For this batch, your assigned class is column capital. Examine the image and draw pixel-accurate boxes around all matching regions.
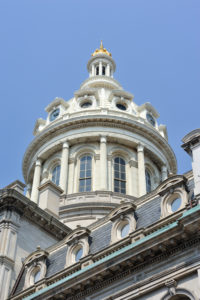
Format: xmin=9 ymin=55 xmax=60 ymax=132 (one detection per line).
xmin=100 ymin=136 xmax=107 ymax=143
xmin=137 ymin=143 xmax=144 ymax=152
xmin=63 ymin=141 xmax=69 ymax=149
xmin=35 ymin=158 xmax=42 ymax=166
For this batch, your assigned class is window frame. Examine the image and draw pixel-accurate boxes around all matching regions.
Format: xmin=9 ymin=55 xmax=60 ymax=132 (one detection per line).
xmin=113 ymin=156 xmax=126 ymax=194
xmin=78 ymin=155 xmax=92 ymax=193
xmin=51 ymin=164 xmax=61 ymax=186
xmin=145 ymin=168 xmax=152 ymax=193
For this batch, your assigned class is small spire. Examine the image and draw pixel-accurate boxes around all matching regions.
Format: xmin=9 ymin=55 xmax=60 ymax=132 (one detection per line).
xmin=100 ymin=40 xmax=103 ymax=50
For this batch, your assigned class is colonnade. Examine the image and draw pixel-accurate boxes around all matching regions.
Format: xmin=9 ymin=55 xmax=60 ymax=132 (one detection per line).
xmin=30 ymin=138 xmax=168 ymax=203
xmin=91 ymin=62 xmax=112 ymax=77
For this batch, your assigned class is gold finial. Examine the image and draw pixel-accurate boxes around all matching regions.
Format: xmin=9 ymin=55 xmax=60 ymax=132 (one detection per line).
xmin=92 ymin=41 xmax=112 ymax=57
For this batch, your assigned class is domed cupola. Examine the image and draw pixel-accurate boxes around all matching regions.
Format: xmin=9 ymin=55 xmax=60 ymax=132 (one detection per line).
xmin=81 ymin=42 xmax=120 ymax=90
xmin=22 ymin=44 xmax=177 ymax=229
xmin=87 ymin=41 xmax=115 ymax=77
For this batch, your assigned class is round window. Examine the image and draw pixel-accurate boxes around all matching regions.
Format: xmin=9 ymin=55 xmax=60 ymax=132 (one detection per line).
xmin=146 ymin=113 xmax=155 ymax=127
xmin=171 ymin=198 xmax=182 ymax=212
xmin=81 ymin=101 xmax=92 ymax=108
xmin=50 ymin=108 xmax=60 ymax=121
xmin=116 ymin=103 xmax=127 ymax=111
xmin=75 ymin=247 xmax=83 ymax=262
xmin=121 ymin=223 xmax=130 ymax=238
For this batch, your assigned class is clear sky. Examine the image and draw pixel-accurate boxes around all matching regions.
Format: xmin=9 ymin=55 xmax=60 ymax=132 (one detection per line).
xmin=0 ymin=0 xmax=199 ymax=188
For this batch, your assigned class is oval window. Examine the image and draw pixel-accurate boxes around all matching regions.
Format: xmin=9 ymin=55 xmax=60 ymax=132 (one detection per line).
xmin=171 ymin=198 xmax=181 ymax=212
xmin=81 ymin=101 xmax=92 ymax=108
xmin=50 ymin=108 xmax=60 ymax=121
xmin=121 ymin=223 xmax=130 ymax=238
xmin=75 ymin=247 xmax=83 ymax=262
xmin=116 ymin=103 xmax=127 ymax=111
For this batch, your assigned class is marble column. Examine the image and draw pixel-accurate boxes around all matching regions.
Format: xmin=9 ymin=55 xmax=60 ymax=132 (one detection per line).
xmin=26 ymin=183 xmax=31 ymax=199
xmin=99 ymin=61 xmax=102 ymax=76
xmin=161 ymin=165 xmax=168 ymax=181
xmin=92 ymin=65 xmax=95 ymax=76
xmin=137 ymin=144 xmax=146 ymax=196
xmin=100 ymin=136 xmax=107 ymax=190
xmin=106 ymin=64 xmax=110 ymax=76
xmin=60 ymin=141 xmax=69 ymax=194
xmin=31 ymin=158 xmax=42 ymax=203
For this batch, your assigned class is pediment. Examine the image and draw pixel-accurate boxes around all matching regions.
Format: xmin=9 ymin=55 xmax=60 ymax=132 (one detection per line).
xmin=157 ymin=175 xmax=187 ymax=196
xmin=65 ymin=227 xmax=91 ymax=245
xmin=109 ymin=202 xmax=136 ymax=221
xmin=24 ymin=248 xmax=49 ymax=266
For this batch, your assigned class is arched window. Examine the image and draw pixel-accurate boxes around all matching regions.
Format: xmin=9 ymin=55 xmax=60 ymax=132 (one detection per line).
xmin=52 ymin=165 xmax=60 ymax=186
xmin=79 ymin=155 xmax=92 ymax=192
xmin=145 ymin=169 xmax=151 ymax=193
xmin=102 ymin=66 xmax=106 ymax=75
xmin=96 ymin=66 xmax=99 ymax=75
xmin=114 ymin=157 xmax=126 ymax=194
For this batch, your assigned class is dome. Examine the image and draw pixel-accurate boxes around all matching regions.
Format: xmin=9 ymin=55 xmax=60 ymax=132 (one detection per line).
xmin=23 ymin=46 xmax=177 ymax=229
xmin=92 ymin=41 xmax=112 ymax=57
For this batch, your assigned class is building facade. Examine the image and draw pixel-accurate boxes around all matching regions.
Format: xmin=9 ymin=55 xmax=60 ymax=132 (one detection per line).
xmin=0 ymin=43 xmax=200 ymax=300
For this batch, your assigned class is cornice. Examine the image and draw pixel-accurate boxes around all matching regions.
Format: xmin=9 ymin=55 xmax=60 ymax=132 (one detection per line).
xmin=80 ymin=76 xmax=122 ymax=90
xmin=0 ymin=188 xmax=71 ymax=239
xmin=22 ymin=115 xmax=177 ymax=182
xmin=10 ymin=205 xmax=200 ymax=300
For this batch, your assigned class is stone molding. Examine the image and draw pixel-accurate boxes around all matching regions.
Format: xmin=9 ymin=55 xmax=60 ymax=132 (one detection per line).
xmin=23 ymin=115 xmax=177 ymax=182
xmin=0 ymin=188 xmax=71 ymax=238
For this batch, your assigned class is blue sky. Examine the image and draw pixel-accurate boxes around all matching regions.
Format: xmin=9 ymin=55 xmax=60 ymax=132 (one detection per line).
xmin=0 ymin=0 xmax=199 ymax=188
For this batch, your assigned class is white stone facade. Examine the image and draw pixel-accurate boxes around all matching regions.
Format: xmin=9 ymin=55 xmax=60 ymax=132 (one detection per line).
xmin=1 ymin=44 xmax=200 ymax=300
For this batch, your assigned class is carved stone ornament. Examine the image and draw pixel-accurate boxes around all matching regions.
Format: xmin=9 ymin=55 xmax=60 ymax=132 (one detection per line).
xmin=165 ymin=279 xmax=177 ymax=296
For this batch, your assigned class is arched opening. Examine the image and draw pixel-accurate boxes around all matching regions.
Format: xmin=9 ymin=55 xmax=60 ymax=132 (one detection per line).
xmin=79 ymin=155 xmax=92 ymax=192
xmin=52 ymin=165 xmax=61 ymax=186
xmin=102 ymin=66 xmax=106 ymax=75
xmin=114 ymin=157 xmax=126 ymax=194
xmin=169 ymin=295 xmax=190 ymax=300
xmin=96 ymin=66 xmax=99 ymax=75
xmin=145 ymin=169 xmax=151 ymax=193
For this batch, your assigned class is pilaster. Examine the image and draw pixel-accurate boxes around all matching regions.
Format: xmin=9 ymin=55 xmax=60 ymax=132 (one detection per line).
xmin=60 ymin=141 xmax=69 ymax=194
xmin=100 ymin=136 xmax=108 ymax=190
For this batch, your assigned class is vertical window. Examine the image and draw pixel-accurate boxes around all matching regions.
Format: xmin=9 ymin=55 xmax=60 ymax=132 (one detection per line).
xmin=79 ymin=156 xmax=92 ymax=192
xmin=114 ymin=157 xmax=126 ymax=194
xmin=52 ymin=165 xmax=60 ymax=186
xmin=145 ymin=169 xmax=151 ymax=193
xmin=102 ymin=66 xmax=106 ymax=75
xmin=96 ymin=66 xmax=99 ymax=75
